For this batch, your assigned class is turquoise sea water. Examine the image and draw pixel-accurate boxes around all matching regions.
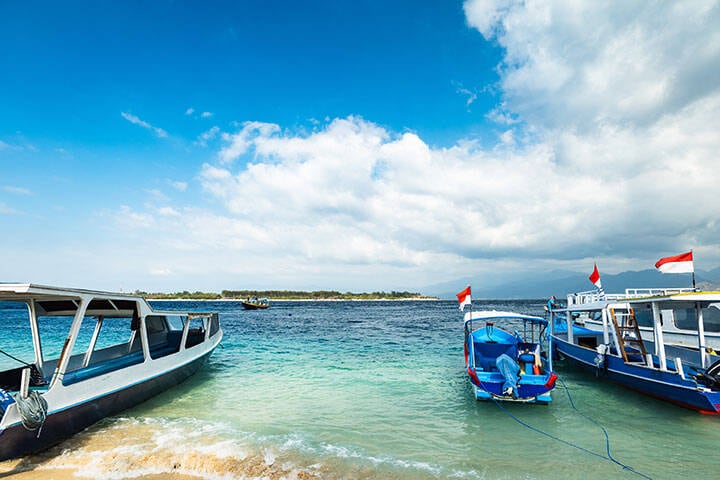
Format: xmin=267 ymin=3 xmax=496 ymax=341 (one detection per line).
xmin=2 ymin=300 xmax=720 ymax=479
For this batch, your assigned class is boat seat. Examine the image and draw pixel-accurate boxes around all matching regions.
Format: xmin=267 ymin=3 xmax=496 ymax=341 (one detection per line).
xmin=62 ymin=350 xmax=145 ymax=385
xmin=61 ymin=338 xmax=187 ymax=386
xmin=518 ymin=352 xmax=535 ymax=375
xmin=474 ymin=342 xmax=517 ymax=371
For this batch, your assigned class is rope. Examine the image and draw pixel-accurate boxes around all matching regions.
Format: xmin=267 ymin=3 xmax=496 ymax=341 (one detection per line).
xmin=475 ymin=376 xmax=653 ymax=479
xmin=0 ymin=348 xmax=32 ymax=367
xmin=558 ymin=377 xmax=652 ymax=479
xmin=14 ymin=390 xmax=48 ymax=434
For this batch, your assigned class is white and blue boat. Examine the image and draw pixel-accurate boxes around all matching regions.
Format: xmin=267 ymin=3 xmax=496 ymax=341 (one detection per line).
xmin=549 ymin=288 xmax=720 ymax=413
xmin=0 ymin=283 xmax=222 ymax=460
xmin=464 ymin=311 xmax=558 ymax=403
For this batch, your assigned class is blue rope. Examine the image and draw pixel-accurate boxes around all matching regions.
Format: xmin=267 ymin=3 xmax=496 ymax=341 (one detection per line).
xmin=476 ymin=377 xmax=653 ymax=479
xmin=558 ymin=377 xmax=652 ymax=479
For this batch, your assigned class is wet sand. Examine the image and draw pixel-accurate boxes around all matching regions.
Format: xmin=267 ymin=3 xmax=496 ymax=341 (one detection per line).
xmin=0 ymin=419 xmax=323 ymax=480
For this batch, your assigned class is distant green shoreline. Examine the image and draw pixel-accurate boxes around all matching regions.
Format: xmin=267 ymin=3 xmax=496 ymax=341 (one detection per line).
xmin=138 ymin=289 xmax=437 ymax=301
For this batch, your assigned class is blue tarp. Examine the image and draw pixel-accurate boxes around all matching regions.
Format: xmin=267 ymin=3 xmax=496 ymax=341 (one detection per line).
xmin=496 ymin=353 xmax=519 ymax=395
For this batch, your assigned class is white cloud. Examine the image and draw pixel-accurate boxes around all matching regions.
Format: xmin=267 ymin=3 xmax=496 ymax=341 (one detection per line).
xmin=454 ymin=83 xmax=478 ymax=111
xmin=218 ymin=121 xmax=281 ymax=164
xmin=2 ymin=185 xmax=31 ymax=195
xmin=89 ymin=3 xmax=720 ymax=290
xmin=464 ymin=0 xmax=720 ymax=132
xmin=146 ymin=189 xmax=168 ymax=202
xmin=196 ymin=126 xmax=220 ymax=147
xmin=158 ymin=207 xmax=181 ymax=217
xmin=168 ymin=180 xmax=188 ymax=192
xmin=185 ymin=108 xmax=195 ymax=115
xmin=149 ymin=267 xmax=173 ymax=276
xmin=0 ymin=140 xmax=23 ymax=151
xmin=121 ymin=112 xmax=168 ymax=138
xmin=201 ymin=111 xmax=213 ymax=118
xmin=0 ymin=202 xmax=20 ymax=215
xmin=117 ymin=205 xmax=156 ymax=229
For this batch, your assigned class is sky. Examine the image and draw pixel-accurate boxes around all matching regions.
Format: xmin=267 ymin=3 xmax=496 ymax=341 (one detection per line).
xmin=1 ymin=0 xmax=720 ymax=293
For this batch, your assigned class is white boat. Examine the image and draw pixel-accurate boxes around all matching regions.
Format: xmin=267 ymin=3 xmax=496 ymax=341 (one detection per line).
xmin=549 ymin=288 xmax=720 ymax=413
xmin=564 ymin=288 xmax=720 ymax=351
xmin=0 ymin=283 xmax=222 ymax=460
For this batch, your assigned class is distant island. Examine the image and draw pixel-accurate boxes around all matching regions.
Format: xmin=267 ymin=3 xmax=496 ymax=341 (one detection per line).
xmin=138 ymin=289 xmax=437 ymax=301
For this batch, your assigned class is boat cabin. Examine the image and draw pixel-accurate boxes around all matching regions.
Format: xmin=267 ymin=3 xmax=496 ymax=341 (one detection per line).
xmin=0 ymin=284 xmax=219 ymax=404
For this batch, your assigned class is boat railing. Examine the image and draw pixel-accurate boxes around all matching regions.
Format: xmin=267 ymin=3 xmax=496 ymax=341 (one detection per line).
xmin=567 ymin=291 xmax=625 ymax=305
xmin=623 ymin=287 xmax=694 ymax=296
xmin=568 ymin=287 xmax=696 ymax=306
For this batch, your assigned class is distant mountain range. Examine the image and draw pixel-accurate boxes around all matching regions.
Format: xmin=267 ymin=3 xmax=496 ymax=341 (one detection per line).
xmin=425 ymin=268 xmax=720 ymax=300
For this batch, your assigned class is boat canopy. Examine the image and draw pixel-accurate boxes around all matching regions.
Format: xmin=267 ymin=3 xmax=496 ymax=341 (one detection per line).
xmin=0 ymin=283 xmax=212 ymax=319
xmin=463 ymin=310 xmax=547 ymax=325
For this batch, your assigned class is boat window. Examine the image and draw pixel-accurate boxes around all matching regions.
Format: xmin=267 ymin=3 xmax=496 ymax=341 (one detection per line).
xmin=0 ymin=301 xmax=34 ymax=371
xmin=166 ymin=315 xmax=185 ymax=331
xmin=185 ymin=316 xmax=206 ymax=349
xmin=93 ymin=317 xmax=136 ymax=351
xmin=37 ymin=314 xmax=79 ymax=366
xmin=66 ymin=315 xmax=108 ymax=372
xmin=703 ymin=305 xmax=720 ymax=333
xmin=673 ymin=308 xmax=697 ymax=330
xmin=634 ymin=310 xmax=654 ymax=328
xmin=146 ymin=315 xmax=183 ymax=359
xmin=57 ymin=311 xmax=146 ymax=386
xmin=673 ymin=307 xmax=720 ymax=332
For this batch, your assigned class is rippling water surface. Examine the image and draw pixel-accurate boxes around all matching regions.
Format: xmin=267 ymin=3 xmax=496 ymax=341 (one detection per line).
xmin=1 ymin=300 xmax=719 ymax=479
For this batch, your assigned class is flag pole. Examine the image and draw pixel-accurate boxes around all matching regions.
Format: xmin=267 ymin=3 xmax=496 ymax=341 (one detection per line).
xmin=692 ymin=249 xmax=697 ymax=290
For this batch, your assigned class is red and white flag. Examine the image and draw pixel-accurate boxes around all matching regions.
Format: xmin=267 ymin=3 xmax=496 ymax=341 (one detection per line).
xmin=655 ymin=251 xmax=694 ymax=274
xmin=456 ymin=286 xmax=472 ymax=311
xmin=589 ymin=263 xmax=602 ymax=289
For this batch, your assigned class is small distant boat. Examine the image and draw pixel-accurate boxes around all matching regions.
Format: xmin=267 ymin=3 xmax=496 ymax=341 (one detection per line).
xmin=549 ymin=287 xmax=720 ymax=413
xmin=0 ymin=283 xmax=222 ymax=460
xmin=241 ymin=297 xmax=269 ymax=310
xmin=464 ymin=310 xmax=558 ymax=403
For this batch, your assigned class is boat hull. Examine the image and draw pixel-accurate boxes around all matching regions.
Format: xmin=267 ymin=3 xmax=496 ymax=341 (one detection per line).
xmin=553 ymin=335 xmax=720 ymax=414
xmin=241 ymin=302 xmax=268 ymax=310
xmin=469 ymin=373 xmax=555 ymax=404
xmin=0 ymin=351 xmax=212 ymax=461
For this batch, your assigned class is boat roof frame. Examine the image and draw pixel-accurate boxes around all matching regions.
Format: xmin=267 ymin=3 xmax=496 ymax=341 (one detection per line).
xmin=463 ymin=310 xmax=547 ymax=326
xmin=0 ymin=283 xmax=214 ymax=318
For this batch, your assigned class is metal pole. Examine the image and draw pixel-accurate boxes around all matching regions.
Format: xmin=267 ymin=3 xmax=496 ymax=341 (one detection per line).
xmin=692 ymin=249 xmax=697 ymax=290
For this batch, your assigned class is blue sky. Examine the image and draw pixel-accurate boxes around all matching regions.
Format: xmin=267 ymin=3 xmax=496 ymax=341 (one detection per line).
xmin=2 ymin=1 xmax=720 ymax=293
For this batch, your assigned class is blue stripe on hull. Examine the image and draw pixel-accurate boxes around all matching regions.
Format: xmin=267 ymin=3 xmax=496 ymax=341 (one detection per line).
xmin=554 ymin=338 xmax=720 ymax=413
xmin=0 ymin=351 xmax=212 ymax=461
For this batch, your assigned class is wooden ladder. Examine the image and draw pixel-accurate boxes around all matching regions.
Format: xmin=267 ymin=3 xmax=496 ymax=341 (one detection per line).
xmin=610 ymin=307 xmax=648 ymax=364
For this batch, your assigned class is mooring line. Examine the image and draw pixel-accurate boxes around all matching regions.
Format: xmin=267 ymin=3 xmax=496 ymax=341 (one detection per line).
xmin=477 ymin=378 xmax=653 ymax=479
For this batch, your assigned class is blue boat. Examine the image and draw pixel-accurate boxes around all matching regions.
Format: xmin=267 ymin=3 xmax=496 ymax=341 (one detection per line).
xmin=549 ymin=288 xmax=720 ymax=414
xmin=464 ymin=311 xmax=558 ymax=403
